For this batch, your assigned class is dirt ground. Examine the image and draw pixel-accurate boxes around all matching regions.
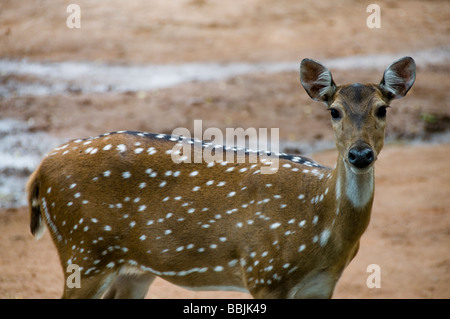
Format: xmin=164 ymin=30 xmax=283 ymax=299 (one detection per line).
xmin=0 ymin=0 xmax=449 ymax=299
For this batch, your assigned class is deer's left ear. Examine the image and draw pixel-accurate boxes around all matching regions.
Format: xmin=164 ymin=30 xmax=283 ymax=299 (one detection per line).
xmin=380 ymin=56 xmax=416 ymax=100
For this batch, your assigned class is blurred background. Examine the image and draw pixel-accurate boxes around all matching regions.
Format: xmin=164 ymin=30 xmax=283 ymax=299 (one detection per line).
xmin=0 ymin=0 xmax=449 ymax=298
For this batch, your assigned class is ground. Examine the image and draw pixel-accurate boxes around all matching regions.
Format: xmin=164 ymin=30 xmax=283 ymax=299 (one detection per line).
xmin=0 ymin=0 xmax=449 ymax=298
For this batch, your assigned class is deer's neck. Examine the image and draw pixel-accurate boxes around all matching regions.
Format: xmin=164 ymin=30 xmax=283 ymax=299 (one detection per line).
xmin=330 ymin=155 xmax=375 ymax=242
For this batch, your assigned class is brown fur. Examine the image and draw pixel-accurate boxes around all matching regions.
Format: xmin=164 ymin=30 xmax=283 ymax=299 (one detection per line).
xmin=27 ymin=57 xmax=415 ymax=298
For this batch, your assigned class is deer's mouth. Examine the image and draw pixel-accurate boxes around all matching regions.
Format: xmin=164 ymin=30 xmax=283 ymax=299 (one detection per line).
xmin=346 ymin=162 xmax=374 ymax=175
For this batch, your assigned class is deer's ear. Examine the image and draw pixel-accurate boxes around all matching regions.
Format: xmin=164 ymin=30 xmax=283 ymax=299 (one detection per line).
xmin=379 ymin=56 xmax=416 ymax=100
xmin=300 ymin=59 xmax=336 ymax=105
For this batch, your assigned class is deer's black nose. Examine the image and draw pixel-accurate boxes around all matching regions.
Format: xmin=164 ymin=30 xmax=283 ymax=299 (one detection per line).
xmin=348 ymin=146 xmax=374 ymax=169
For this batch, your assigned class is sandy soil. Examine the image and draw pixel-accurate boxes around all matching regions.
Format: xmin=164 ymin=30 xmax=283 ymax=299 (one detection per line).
xmin=0 ymin=0 xmax=449 ymax=298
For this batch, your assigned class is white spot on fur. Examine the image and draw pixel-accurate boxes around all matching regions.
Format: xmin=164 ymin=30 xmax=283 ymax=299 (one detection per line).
xmin=122 ymin=171 xmax=131 ymax=179
xmin=270 ymin=222 xmax=281 ymax=229
xmin=117 ymin=144 xmax=127 ymax=153
xmin=320 ymin=229 xmax=331 ymax=247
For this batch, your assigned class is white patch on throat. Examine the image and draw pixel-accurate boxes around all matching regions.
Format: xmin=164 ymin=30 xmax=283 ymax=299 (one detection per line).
xmin=343 ymin=161 xmax=374 ymax=208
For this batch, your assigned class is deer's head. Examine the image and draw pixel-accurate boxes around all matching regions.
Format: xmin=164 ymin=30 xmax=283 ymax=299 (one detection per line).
xmin=300 ymin=57 xmax=416 ymax=173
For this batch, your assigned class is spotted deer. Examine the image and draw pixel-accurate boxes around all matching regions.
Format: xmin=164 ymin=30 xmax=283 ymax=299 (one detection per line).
xmin=27 ymin=57 xmax=415 ymax=298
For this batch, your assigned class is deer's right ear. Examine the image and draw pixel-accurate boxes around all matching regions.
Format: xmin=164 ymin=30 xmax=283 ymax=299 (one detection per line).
xmin=300 ymin=59 xmax=336 ymax=105
xmin=379 ymin=56 xmax=416 ymax=101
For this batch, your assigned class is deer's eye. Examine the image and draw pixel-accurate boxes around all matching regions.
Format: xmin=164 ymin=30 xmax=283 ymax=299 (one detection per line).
xmin=376 ymin=106 xmax=388 ymax=118
xmin=329 ymin=108 xmax=341 ymax=120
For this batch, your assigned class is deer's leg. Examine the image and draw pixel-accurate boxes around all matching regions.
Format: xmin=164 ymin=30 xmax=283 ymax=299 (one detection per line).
xmin=103 ymin=272 xmax=155 ymax=299
xmin=285 ymin=269 xmax=337 ymax=299
xmin=62 ymin=272 xmax=116 ymax=299
xmin=250 ymin=287 xmax=286 ymax=299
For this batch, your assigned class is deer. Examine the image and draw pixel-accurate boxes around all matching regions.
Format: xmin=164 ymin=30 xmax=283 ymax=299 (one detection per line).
xmin=27 ymin=56 xmax=415 ymax=298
